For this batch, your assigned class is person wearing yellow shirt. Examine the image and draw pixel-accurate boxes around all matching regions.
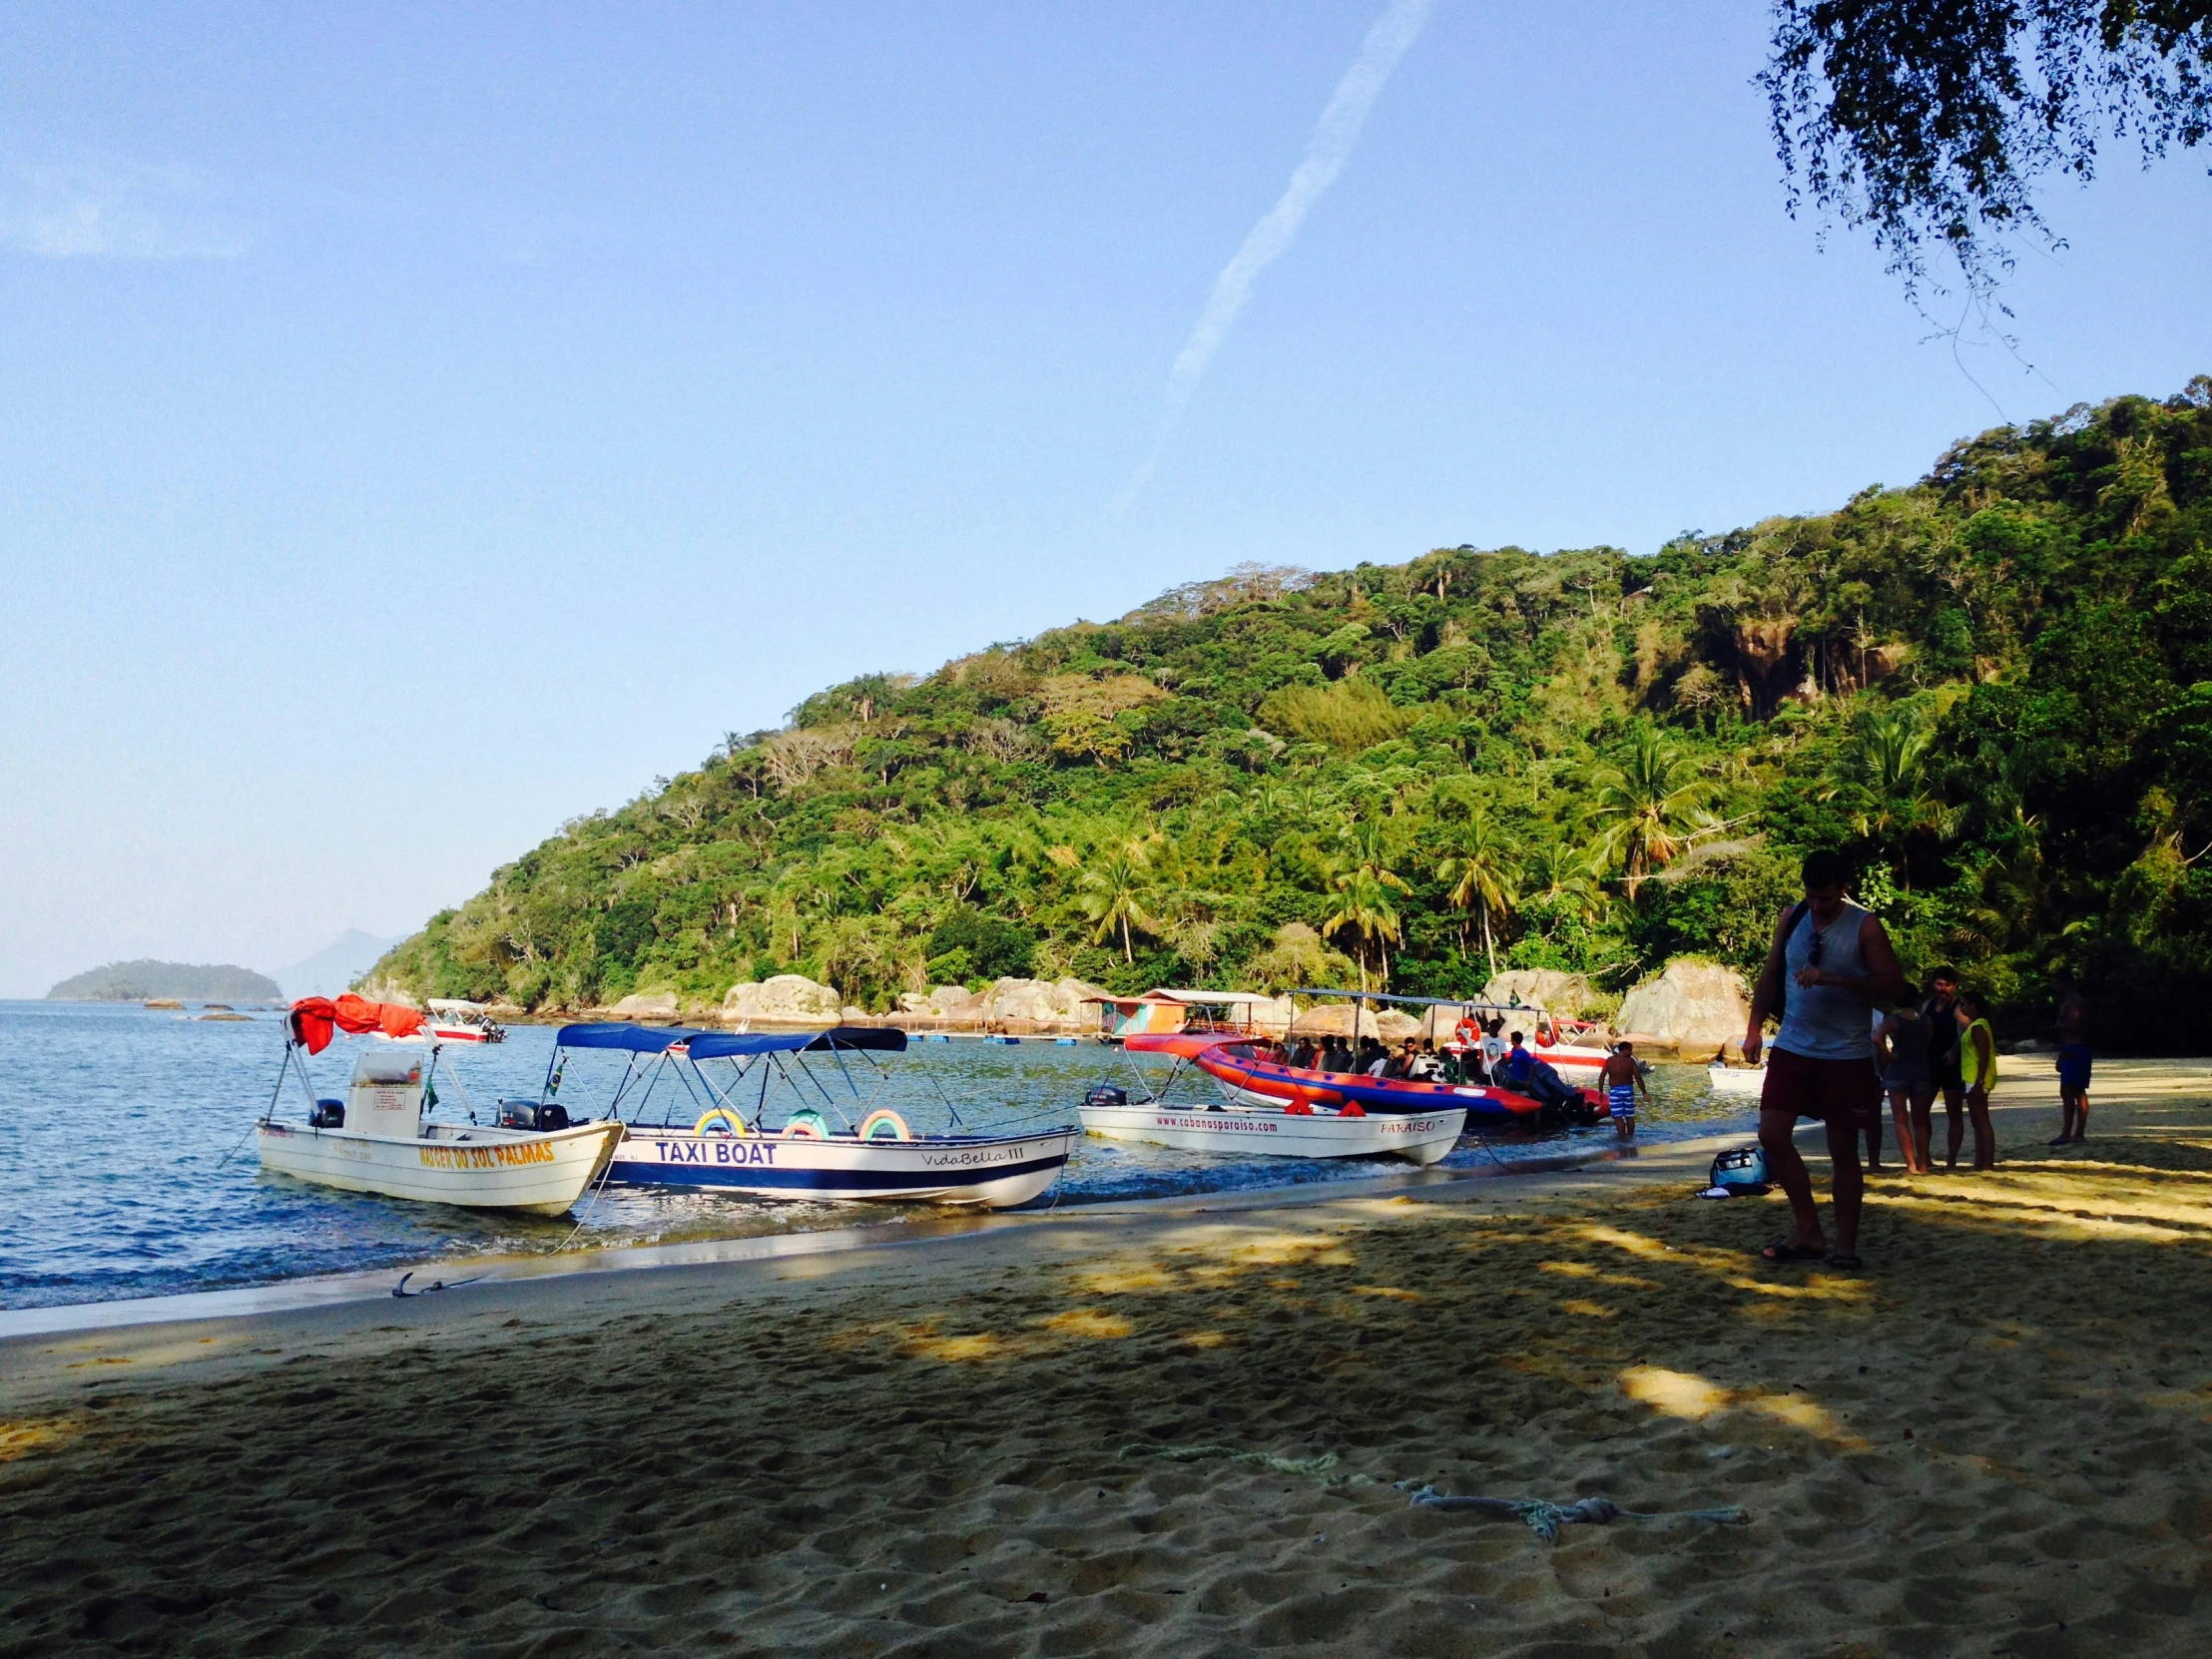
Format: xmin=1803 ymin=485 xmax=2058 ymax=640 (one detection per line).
xmin=1953 ymin=990 xmax=1997 ymax=1171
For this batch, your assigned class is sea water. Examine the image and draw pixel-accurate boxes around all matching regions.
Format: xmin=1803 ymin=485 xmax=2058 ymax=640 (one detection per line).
xmin=0 ymin=1000 xmax=1756 ymax=1310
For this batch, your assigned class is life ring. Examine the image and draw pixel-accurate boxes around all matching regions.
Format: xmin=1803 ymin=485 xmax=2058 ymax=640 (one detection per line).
xmin=783 ymin=1108 xmax=830 ymax=1141
xmin=1453 ymin=1018 xmax=1482 ymax=1047
xmin=1534 ymin=1021 xmax=1557 ymax=1048
xmin=693 ymin=1107 xmax=749 ymax=1137
xmin=856 ymin=1108 xmax=911 ymax=1142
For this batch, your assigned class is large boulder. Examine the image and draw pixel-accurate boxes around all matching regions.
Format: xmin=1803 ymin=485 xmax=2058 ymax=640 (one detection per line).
xmin=972 ymin=976 xmax=1113 ymax=1031
xmin=1481 ymin=968 xmax=1599 ymax=1017
xmin=1290 ymin=1002 xmax=1421 ymax=1042
xmin=1614 ymin=959 xmax=1750 ymax=1056
xmin=1249 ymin=994 xmax=1297 ymax=1038
xmin=722 ymin=974 xmax=842 ymax=1027
xmin=607 ymin=990 xmax=681 ymax=1022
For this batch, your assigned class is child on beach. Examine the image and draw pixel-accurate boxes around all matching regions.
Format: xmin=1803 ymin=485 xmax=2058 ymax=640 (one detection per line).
xmin=2053 ymin=970 xmax=2092 ymax=1146
xmin=1955 ymin=991 xmax=1998 ymax=1170
xmin=1598 ymin=1042 xmax=1649 ymax=1138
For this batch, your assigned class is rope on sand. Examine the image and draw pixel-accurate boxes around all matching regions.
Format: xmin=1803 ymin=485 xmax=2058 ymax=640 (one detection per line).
xmin=1120 ymin=1443 xmax=1341 ymax=1478
xmin=1117 ymin=1447 xmax=1749 ymax=1542
xmin=1404 ymin=1486 xmax=1750 ymax=1543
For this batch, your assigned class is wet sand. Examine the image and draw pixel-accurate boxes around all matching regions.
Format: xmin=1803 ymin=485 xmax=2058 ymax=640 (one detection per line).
xmin=5 ymin=1059 xmax=2212 ymax=1656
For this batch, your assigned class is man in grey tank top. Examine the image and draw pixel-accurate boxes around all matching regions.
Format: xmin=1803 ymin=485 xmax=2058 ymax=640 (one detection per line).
xmin=1744 ymin=849 xmax=1909 ymax=1269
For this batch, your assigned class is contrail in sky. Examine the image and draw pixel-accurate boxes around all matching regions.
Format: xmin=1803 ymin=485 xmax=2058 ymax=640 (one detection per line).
xmin=1118 ymin=0 xmax=1434 ymax=510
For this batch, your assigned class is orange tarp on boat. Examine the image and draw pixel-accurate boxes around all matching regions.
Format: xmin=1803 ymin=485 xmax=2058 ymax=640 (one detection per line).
xmin=288 ymin=994 xmax=426 ymax=1055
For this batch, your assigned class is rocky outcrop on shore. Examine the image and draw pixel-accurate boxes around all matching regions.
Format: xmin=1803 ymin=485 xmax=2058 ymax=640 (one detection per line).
xmin=607 ymin=991 xmax=682 ymax=1022
xmin=1480 ymin=968 xmax=1600 ymax=1017
xmin=1614 ymin=958 xmax=1751 ymax=1056
xmin=722 ymin=975 xmax=844 ymax=1026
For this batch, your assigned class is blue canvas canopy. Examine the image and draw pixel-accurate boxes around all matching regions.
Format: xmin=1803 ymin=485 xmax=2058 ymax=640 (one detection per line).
xmin=689 ymin=1025 xmax=907 ymax=1060
xmin=554 ymin=1023 xmax=718 ymax=1053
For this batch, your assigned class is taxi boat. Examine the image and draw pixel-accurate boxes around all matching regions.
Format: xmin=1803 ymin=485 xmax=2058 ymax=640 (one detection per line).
xmin=542 ymin=1023 xmax=1079 ymax=1209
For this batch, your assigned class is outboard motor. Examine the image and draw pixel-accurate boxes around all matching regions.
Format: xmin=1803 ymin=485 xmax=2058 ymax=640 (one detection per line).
xmin=1084 ymin=1084 xmax=1128 ymax=1109
xmin=496 ymin=1099 xmax=573 ymax=1132
xmin=309 ymin=1098 xmax=345 ymax=1128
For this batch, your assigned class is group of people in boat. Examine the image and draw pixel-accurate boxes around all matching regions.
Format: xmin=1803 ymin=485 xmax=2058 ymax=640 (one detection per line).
xmin=1273 ymin=1025 xmax=1538 ymax=1089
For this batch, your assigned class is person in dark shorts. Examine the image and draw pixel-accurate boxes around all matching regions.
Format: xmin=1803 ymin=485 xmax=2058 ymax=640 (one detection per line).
xmin=1876 ymin=991 xmax=1936 ymax=1174
xmin=1922 ymin=967 xmax=1970 ymax=1168
xmin=2053 ymin=970 xmax=2092 ymax=1145
xmin=1744 ymin=849 xmax=1909 ymax=1269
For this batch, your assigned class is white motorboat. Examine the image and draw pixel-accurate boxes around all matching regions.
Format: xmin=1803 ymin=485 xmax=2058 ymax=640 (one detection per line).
xmin=257 ymin=995 xmax=622 ymax=1215
xmin=425 ymin=997 xmax=506 ymax=1043
xmin=549 ymin=1022 xmax=1080 ymax=1209
xmin=1078 ymin=1090 xmax=1465 ymax=1165
xmin=1706 ymin=1062 xmax=1769 ymax=1097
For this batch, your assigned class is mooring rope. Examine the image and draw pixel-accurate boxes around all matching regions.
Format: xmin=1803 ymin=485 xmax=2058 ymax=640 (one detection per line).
xmin=1117 ymin=1445 xmax=1748 ymax=1542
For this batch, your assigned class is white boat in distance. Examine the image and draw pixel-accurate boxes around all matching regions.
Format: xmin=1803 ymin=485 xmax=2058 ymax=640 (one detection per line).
xmin=1706 ymin=1062 xmax=1770 ymax=1097
xmin=425 ymin=997 xmax=507 ymax=1043
xmin=257 ymin=995 xmax=622 ymax=1216
xmin=549 ymin=1022 xmax=1080 ymax=1209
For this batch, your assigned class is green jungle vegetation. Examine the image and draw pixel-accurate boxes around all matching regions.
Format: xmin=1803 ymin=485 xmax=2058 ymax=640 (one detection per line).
xmin=48 ymin=961 xmax=282 ymax=1003
xmin=371 ymin=384 xmax=2212 ymax=1049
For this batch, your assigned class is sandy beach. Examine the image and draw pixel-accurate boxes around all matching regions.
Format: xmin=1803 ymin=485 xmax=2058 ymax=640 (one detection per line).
xmin=7 ymin=1058 xmax=2212 ymax=1656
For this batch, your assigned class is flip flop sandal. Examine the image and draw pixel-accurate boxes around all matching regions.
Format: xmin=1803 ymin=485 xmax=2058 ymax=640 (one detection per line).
xmin=1759 ymin=1240 xmax=1827 ymax=1264
xmin=1826 ymin=1253 xmax=1865 ymax=1270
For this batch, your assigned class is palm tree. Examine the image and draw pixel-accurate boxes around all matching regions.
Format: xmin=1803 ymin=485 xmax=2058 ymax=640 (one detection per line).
xmin=1079 ymin=839 xmax=1156 ymax=963
xmin=1323 ymin=822 xmax=1410 ymax=989
xmin=1523 ymin=833 xmax=1611 ymax=927
xmin=1435 ymin=807 xmax=1520 ymax=981
xmin=1588 ymin=724 xmax=1710 ymax=898
xmin=1845 ymin=711 xmax=1946 ymax=888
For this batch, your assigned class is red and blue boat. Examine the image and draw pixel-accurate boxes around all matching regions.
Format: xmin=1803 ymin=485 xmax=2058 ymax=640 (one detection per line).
xmin=1121 ymin=1030 xmax=1600 ymax=1132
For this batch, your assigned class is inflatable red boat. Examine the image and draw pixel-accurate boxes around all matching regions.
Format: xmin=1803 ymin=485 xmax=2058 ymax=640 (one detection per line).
xmin=1124 ymin=1032 xmax=1607 ymax=1132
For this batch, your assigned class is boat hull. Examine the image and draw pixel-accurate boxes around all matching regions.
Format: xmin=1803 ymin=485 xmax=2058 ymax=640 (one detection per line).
xmin=257 ymin=1119 xmax=624 ymax=1215
xmin=1079 ymin=1100 xmax=1465 ymax=1164
xmin=1706 ymin=1064 xmax=1769 ymax=1096
xmin=1124 ymin=1032 xmax=1595 ymax=1130
xmin=609 ymin=1126 xmax=1079 ymax=1208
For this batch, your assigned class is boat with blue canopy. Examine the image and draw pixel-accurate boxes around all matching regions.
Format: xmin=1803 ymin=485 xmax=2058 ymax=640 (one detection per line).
xmin=532 ymin=1022 xmax=1079 ymax=1208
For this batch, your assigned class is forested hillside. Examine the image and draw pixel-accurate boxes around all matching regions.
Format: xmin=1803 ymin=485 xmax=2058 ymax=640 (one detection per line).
xmin=372 ymin=384 xmax=2212 ymax=1047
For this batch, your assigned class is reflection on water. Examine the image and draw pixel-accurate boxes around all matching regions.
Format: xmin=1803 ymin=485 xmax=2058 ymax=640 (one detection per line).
xmin=0 ymin=1002 xmax=1756 ymax=1309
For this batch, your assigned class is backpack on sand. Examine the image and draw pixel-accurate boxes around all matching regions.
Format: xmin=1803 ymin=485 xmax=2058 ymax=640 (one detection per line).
xmin=1709 ymin=1146 xmax=1770 ymax=1196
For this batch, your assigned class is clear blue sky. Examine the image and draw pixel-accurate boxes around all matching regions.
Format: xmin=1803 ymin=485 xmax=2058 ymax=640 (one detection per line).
xmin=1 ymin=1 xmax=2205 ymax=995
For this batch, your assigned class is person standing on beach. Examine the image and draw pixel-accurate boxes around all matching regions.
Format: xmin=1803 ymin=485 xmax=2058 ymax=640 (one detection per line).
xmin=1876 ymin=993 xmax=1936 ymax=1174
xmin=1745 ymin=849 xmax=1909 ymax=1269
xmin=1598 ymin=1042 xmax=1649 ymax=1139
xmin=2053 ymin=970 xmax=2092 ymax=1146
xmin=1956 ymin=991 xmax=1998 ymax=1169
xmin=1921 ymin=968 xmax=1970 ymax=1167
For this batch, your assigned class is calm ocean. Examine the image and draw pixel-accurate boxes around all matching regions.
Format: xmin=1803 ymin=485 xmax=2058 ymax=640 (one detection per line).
xmin=0 ymin=999 xmax=1752 ymax=1310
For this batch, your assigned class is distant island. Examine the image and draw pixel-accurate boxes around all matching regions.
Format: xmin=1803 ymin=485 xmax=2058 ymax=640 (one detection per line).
xmin=48 ymin=960 xmax=283 ymax=1003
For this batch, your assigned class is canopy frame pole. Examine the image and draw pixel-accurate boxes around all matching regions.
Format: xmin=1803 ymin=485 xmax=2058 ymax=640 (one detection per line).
xmin=292 ymin=1041 xmax=323 ymax=1121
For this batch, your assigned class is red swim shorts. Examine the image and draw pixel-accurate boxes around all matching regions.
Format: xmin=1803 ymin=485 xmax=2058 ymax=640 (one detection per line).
xmin=1762 ymin=1046 xmax=1882 ymax=1128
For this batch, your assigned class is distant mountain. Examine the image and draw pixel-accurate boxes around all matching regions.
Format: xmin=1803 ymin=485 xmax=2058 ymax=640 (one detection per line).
xmin=48 ymin=960 xmax=282 ymax=1003
xmin=273 ymin=929 xmax=401 ymax=1000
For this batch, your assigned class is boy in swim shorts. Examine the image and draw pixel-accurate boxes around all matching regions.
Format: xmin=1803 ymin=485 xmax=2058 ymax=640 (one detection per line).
xmin=1599 ymin=1042 xmax=1650 ymax=1139
xmin=2053 ymin=970 xmax=2092 ymax=1145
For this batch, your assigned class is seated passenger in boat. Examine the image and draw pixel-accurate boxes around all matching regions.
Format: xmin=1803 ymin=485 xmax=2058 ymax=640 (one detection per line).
xmin=1497 ymin=1032 xmax=1536 ymax=1089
